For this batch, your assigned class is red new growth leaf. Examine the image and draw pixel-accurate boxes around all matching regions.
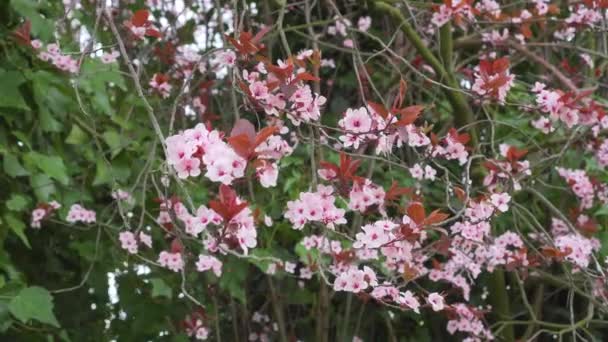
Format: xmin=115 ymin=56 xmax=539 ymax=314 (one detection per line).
xmin=266 ymin=61 xmax=294 ymax=83
xmin=254 ymin=126 xmax=279 ymax=147
xmin=132 ymin=9 xmax=150 ymax=27
xmin=154 ymin=42 xmax=176 ymax=64
xmin=230 ymin=118 xmax=256 ymax=142
xmin=425 ymin=209 xmax=449 ymax=225
xmin=209 ymin=185 xmax=248 ymax=222
xmin=392 ymin=79 xmax=408 ymax=110
xmin=127 ymin=9 xmax=162 ymax=39
xmin=367 ymin=101 xmax=389 ymax=119
xmin=385 ymin=181 xmax=413 ymax=202
xmin=395 ymin=105 xmax=425 ymax=126
xmin=226 ymin=28 xmax=268 ymax=56
xmin=12 ymin=21 xmax=31 ymax=46
xmin=407 ymin=202 xmax=448 ymax=226
xmin=541 ymin=246 xmax=571 ymax=261
xmin=506 ymin=146 xmax=528 ymax=162
xmin=290 ymin=72 xmax=320 ymax=84
xmin=477 ymin=57 xmax=512 ymax=99
xmin=228 ymin=119 xmax=278 ymax=159
xmin=170 ymin=238 xmax=183 ymax=254
xmin=407 ymin=202 xmax=426 ymax=225
xmin=448 ymin=128 xmax=470 ymax=145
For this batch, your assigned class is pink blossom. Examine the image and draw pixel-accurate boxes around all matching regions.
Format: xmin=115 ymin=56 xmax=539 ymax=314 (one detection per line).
xmin=119 ymin=231 xmax=138 ymax=254
xmin=357 ymin=16 xmax=372 ymax=32
xmin=490 ymin=192 xmax=511 ymax=213
xmin=66 ymin=204 xmax=96 ymax=224
xmin=196 ymin=255 xmax=223 ymax=276
xmin=139 ymin=232 xmax=152 ymax=248
xmin=256 ymin=162 xmax=278 ymax=188
xmin=158 ymin=251 xmax=184 ymax=272
xmin=427 ymin=292 xmax=445 ymax=311
xmin=100 ymin=50 xmax=120 ymax=64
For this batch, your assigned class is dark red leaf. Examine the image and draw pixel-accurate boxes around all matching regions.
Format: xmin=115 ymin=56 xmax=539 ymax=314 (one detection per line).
xmin=132 ymin=9 xmax=150 ymax=27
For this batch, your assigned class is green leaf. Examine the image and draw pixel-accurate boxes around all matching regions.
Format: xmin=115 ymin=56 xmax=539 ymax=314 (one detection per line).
xmin=3 ymin=154 xmax=29 ymax=178
xmin=102 ymin=130 xmax=123 ymax=158
xmin=2 ymin=214 xmax=30 ymax=249
xmin=0 ymin=70 xmax=29 ymax=111
xmin=149 ymin=278 xmax=172 ymax=299
xmin=30 ymin=174 xmax=56 ymax=201
xmin=6 ymin=195 xmax=29 ymax=212
xmin=219 ymin=257 xmax=248 ymax=304
xmin=25 ymin=153 xmax=69 ymax=186
xmin=40 ymin=107 xmax=62 ymax=132
xmin=65 ymin=125 xmax=89 ymax=145
xmin=594 ymin=206 xmax=608 ymax=217
xmin=10 ymin=0 xmax=55 ymax=42
xmin=9 ymin=286 xmax=59 ymax=327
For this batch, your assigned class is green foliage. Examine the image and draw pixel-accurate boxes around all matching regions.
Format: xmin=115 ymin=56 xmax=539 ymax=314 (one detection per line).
xmin=8 ymin=286 xmax=60 ymax=327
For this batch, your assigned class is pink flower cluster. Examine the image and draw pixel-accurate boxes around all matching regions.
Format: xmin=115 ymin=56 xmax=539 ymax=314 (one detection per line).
xmin=333 ymin=266 xmax=377 ymax=293
xmin=596 ymin=139 xmax=608 ymax=168
xmin=409 ymin=163 xmax=437 ymax=181
xmin=431 ymin=1 xmax=475 ymax=28
xmin=165 ymin=123 xmax=246 ymax=184
xmin=348 ymin=179 xmax=385 ymax=213
xmin=66 ymin=204 xmax=96 ymax=224
xmin=172 ymin=199 xmax=257 ymax=254
xmin=32 ymin=41 xmax=79 ymax=73
xmin=557 ymin=167 xmax=595 ymax=209
xmin=472 ymin=61 xmax=514 ymax=103
xmin=158 ymin=251 xmax=184 ymax=272
xmin=483 ymin=144 xmax=531 ymax=191
xmin=119 ymin=231 xmax=152 ymax=254
xmin=446 ymin=304 xmax=494 ymax=340
xmin=30 ymin=201 xmax=61 ymax=228
xmin=195 ymin=255 xmax=222 ymax=276
xmin=555 ymin=233 xmax=599 ymax=269
xmin=149 ymin=73 xmax=172 ymax=98
xmin=242 ymin=60 xmax=327 ymax=126
xmin=173 ymin=202 xmax=222 ymax=237
xmin=430 ymin=131 xmax=469 ymax=165
xmin=284 ymin=185 xmax=346 ymax=230
xmin=326 ymin=16 xmax=372 ymax=48
xmin=353 ymin=220 xmax=396 ymax=249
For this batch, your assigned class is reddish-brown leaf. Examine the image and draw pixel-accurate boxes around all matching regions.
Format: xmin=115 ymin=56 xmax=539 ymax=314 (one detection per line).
xmin=254 ymin=126 xmax=279 ymax=147
xmin=367 ymin=101 xmax=389 ymax=119
xmin=12 ymin=20 xmax=31 ymax=46
xmin=395 ymin=105 xmax=424 ymax=126
xmin=227 ymin=134 xmax=253 ymax=159
xmin=392 ymin=79 xmax=408 ymax=109
xmin=132 ymin=9 xmax=150 ymax=27
xmin=506 ymin=146 xmax=528 ymax=161
xmin=385 ymin=181 xmax=412 ymax=202
xmin=407 ymin=202 xmax=426 ymax=225
xmin=145 ymin=28 xmax=162 ymax=39
xmin=402 ymin=262 xmax=418 ymax=281
xmin=424 ymin=209 xmax=449 ymax=225
xmin=231 ymin=119 xmax=256 ymax=142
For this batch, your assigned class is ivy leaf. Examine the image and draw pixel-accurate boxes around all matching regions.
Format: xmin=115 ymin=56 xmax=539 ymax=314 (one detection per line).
xmin=26 ymin=153 xmax=70 ymax=186
xmin=66 ymin=125 xmax=89 ymax=145
xmin=149 ymin=278 xmax=172 ymax=299
xmin=0 ymin=70 xmax=29 ymax=111
xmin=3 ymin=154 xmax=29 ymax=178
xmin=2 ymin=214 xmax=30 ymax=249
xmin=9 ymin=286 xmax=59 ymax=327
xmin=594 ymin=206 xmax=608 ymax=217
xmin=102 ymin=130 xmax=123 ymax=158
xmin=30 ymin=174 xmax=56 ymax=201
xmin=6 ymin=194 xmax=29 ymax=212
xmin=219 ymin=257 xmax=248 ymax=304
